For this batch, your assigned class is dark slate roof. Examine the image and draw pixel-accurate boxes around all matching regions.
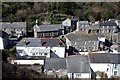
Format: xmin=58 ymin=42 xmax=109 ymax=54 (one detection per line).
xmin=16 ymin=38 xmax=42 ymax=47
xmin=99 ymin=21 xmax=117 ymax=26
xmin=0 ymin=30 xmax=8 ymax=38
xmin=10 ymin=22 xmax=26 ymax=28
xmin=34 ymin=24 xmax=64 ymax=32
xmin=16 ymin=38 xmax=65 ymax=47
xmin=44 ymin=58 xmax=67 ymax=70
xmin=67 ymin=55 xmax=91 ymax=73
xmin=89 ymin=53 xmax=111 ymax=63
xmin=41 ymin=38 xmax=65 ymax=47
xmin=66 ymin=32 xmax=98 ymax=41
xmin=110 ymin=54 xmax=120 ymax=64
xmin=0 ymin=22 xmax=26 ymax=29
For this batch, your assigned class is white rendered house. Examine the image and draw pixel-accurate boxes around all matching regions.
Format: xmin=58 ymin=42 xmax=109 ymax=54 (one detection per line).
xmin=16 ymin=38 xmax=65 ymax=58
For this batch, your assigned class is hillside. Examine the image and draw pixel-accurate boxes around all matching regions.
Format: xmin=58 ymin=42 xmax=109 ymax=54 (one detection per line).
xmin=2 ymin=2 xmax=120 ymax=30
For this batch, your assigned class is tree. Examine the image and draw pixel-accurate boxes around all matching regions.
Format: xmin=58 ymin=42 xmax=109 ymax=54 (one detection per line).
xmin=101 ymin=10 xmax=115 ymax=20
xmin=96 ymin=71 xmax=108 ymax=78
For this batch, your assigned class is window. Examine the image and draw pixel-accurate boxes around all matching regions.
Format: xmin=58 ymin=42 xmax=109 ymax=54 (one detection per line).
xmin=114 ymin=71 xmax=118 ymax=76
xmin=109 ymin=29 xmax=111 ymax=33
xmin=107 ymin=68 xmax=109 ymax=71
xmin=44 ymin=53 xmax=47 ymax=55
xmin=80 ymin=28 xmax=82 ymax=31
xmin=114 ymin=64 xmax=118 ymax=69
xmin=54 ymin=50 xmax=56 ymax=52
xmin=36 ymin=53 xmax=38 ymax=55
xmin=76 ymin=73 xmax=81 ymax=76
xmin=33 ymin=53 xmax=35 ymax=55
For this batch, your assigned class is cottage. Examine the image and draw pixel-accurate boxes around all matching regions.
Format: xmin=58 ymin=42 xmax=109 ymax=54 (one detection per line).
xmin=16 ymin=38 xmax=65 ymax=58
xmin=89 ymin=53 xmax=120 ymax=78
xmin=44 ymin=58 xmax=67 ymax=78
xmin=76 ymin=20 xmax=119 ymax=44
xmin=0 ymin=31 xmax=9 ymax=49
xmin=33 ymin=24 xmax=64 ymax=38
xmin=62 ymin=18 xmax=78 ymax=33
xmin=89 ymin=53 xmax=111 ymax=78
xmin=67 ymin=55 xmax=91 ymax=79
xmin=65 ymin=32 xmax=99 ymax=55
xmin=110 ymin=54 xmax=120 ymax=77
xmin=0 ymin=22 xmax=26 ymax=38
xmin=76 ymin=21 xmax=89 ymax=32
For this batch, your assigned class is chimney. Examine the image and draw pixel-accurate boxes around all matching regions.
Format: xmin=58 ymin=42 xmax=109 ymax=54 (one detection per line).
xmin=33 ymin=26 xmax=37 ymax=38
xmin=35 ymin=19 xmax=38 ymax=26
xmin=23 ymin=40 xmax=26 ymax=46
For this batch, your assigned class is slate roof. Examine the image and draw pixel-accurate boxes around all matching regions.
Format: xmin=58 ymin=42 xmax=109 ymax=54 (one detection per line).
xmin=0 ymin=22 xmax=26 ymax=29
xmin=0 ymin=30 xmax=8 ymax=38
xmin=16 ymin=38 xmax=65 ymax=47
xmin=44 ymin=58 xmax=67 ymax=70
xmin=99 ymin=21 xmax=117 ymax=26
xmin=79 ymin=21 xmax=89 ymax=25
xmin=34 ymin=24 xmax=64 ymax=32
xmin=66 ymin=32 xmax=98 ymax=41
xmin=110 ymin=54 xmax=120 ymax=64
xmin=0 ymin=22 xmax=10 ymax=30
xmin=41 ymin=38 xmax=65 ymax=47
xmin=89 ymin=53 xmax=111 ymax=63
xmin=16 ymin=38 xmax=42 ymax=47
xmin=89 ymin=53 xmax=120 ymax=64
xmin=67 ymin=55 xmax=91 ymax=73
xmin=10 ymin=22 xmax=26 ymax=28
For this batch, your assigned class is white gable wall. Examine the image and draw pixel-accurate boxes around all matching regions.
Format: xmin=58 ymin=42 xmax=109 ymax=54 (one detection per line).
xmin=51 ymin=47 xmax=65 ymax=58
xmin=90 ymin=63 xmax=112 ymax=78
xmin=62 ymin=18 xmax=71 ymax=26
xmin=16 ymin=46 xmax=65 ymax=58
xmin=0 ymin=37 xmax=4 ymax=49
xmin=16 ymin=46 xmax=50 ymax=57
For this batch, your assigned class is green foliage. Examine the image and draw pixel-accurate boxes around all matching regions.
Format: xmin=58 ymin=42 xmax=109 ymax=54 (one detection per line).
xmin=2 ymin=49 xmax=13 ymax=61
xmin=2 ymin=2 xmax=120 ymax=31
xmin=101 ymin=10 xmax=115 ymax=20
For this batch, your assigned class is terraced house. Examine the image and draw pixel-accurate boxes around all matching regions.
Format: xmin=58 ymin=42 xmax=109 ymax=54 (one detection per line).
xmin=0 ymin=22 xmax=26 ymax=38
xmin=76 ymin=20 xmax=119 ymax=44
xmin=65 ymin=32 xmax=99 ymax=55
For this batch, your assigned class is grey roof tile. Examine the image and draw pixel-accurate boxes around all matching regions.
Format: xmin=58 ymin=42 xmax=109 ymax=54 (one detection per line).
xmin=34 ymin=24 xmax=64 ymax=32
xmin=110 ymin=54 xmax=120 ymax=64
xmin=0 ymin=22 xmax=26 ymax=29
xmin=67 ymin=55 xmax=91 ymax=73
xmin=66 ymin=32 xmax=98 ymax=41
xmin=44 ymin=58 xmax=67 ymax=70
xmin=16 ymin=38 xmax=65 ymax=47
xmin=89 ymin=53 xmax=111 ymax=63
xmin=99 ymin=21 xmax=117 ymax=26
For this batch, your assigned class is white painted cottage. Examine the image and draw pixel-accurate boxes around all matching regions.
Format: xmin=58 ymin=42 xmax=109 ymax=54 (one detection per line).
xmin=89 ymin=53 xmax=120 ymax=78
xmin=16 ymin=38 xmax=65 ymax=58
xmin=67 ymin=55 xmax=91 ymax=79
